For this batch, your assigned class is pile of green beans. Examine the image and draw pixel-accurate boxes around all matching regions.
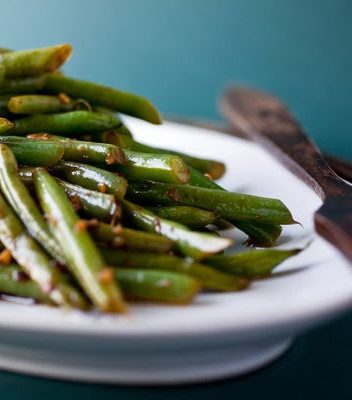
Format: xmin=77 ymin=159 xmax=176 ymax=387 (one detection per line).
xmin=0 ymin=43 xmax=302 ymax=312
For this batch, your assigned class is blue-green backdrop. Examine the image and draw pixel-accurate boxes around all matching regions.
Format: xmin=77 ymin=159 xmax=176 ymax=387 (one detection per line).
xmin=1 ymin=0 xmax=351 ymax=156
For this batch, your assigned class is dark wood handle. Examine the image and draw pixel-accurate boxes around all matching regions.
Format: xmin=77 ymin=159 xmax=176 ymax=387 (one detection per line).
xmin=221 ymin=87 xmax=350 ymax=199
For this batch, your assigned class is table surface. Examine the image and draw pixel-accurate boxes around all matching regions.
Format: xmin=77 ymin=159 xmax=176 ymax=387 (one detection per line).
xmin=0 ymin=309 xmax=351 ymax=399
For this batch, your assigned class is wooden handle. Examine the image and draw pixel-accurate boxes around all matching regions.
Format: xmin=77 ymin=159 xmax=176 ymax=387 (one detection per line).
xmin=221 ymin=86 xmax=350 ymax=199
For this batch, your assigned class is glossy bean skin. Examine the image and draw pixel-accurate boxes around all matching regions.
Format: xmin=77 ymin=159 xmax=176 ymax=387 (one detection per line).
xmin=122 ymin=199 xmax=233 ymax=260
xmin=0 ymin=190 xmax=87 ymax=309
xmin=8 ymin=94 xmax=91 ymax=114
xmin=116 ymin=269 xmax=200 ymax=304
xmin=127 ymin=181 xmax=296 ymax=225
xmin=0 ymin=136 xmax=64 ymax=166
xmin=0 ymin=44 xmax=71 ymax=78
xmin=206 ymin=248 xmax=301 ymax=278
xmin=44 ymin=73 xmax=162 ymax=125
xmin=0 ymin=75 xmax=48 ymax=94
xmin=0 ymin=144 xmax=65 ymax=263
xmin=33 ymin=168 xmax=127 ymax=313
xmin=49 ymin=161 xmax=128 ymax=199
xmin=88 ymin=221 xmax=174 ymax=253
xmin=101 ymin=248 xmax=249 ymax=292
xmin=7 ymin=111 xmax=121 ymax=136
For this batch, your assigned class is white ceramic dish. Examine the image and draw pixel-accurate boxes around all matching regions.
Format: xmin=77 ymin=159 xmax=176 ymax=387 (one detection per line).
xmin=0 ymin=118 xmax=351 ymax=385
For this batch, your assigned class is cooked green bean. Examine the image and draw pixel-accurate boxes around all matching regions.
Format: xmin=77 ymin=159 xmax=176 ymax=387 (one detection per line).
xmin=0 ymin=264 xmax=51 ymax=304
xmin=112 ymin=133 xmax=225 ymax=179
xmin=110 ymin=150 xmax=190 ymax=184
xmin=49 ymin=161 xmax=127 ymax=198
xmin=127 ymin=181 xmax=296 ymax=225
xmin=0 ymin=44 xmax=71 ymax=78
xmin=0 ymin=145 xmax=65 ymax=263
xmin=8 ymin=94 xmax=91 ymax=114
xmin=101 ymin=248 xmax=249 ymax=292
xmin=19 ymin=167 xmax=119 ymax=222
xmin=122 ymin=199 xmax=233 ymax=260
xmin=33 ymin=168 xmax=127 ymax=313
xmin=234 ymin=221 xmax=283 ymax=247
xmin=0 ymin=75 xmax=48 ymax=94
xmin=116 ymin=269 xmax=199 ymax=304
xmin=0 ymin=136 xmax=64 ymax=166
xmin=44 ymin=73 xmax=162 ymax=124
xmin=206 ymin=248 xmax=301 ymax=278
xmin=0 ymin=190 xmax=87 ymax=309
xmin=7 ymin=110 xmax=121 ymax=136
xmin=28 ymin=133 xmax=126 ymax=165
xmin=0 ymin=117 xmax=14 ymax=133
xmin=147 ymin=206 xmax=217 ymax=229
xmin=88 ymin=221 xmax=174 ymax=253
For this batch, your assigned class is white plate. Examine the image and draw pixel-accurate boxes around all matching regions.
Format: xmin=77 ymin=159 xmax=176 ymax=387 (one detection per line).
xmin=0 ymin=118 xmax=351 ymax=384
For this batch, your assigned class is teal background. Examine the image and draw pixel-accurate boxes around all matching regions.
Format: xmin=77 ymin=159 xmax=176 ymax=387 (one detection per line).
xmin=1 ymin=0 xmax=351 ymax=158
xmin=0 ymin=1 xmax=352 ymax=398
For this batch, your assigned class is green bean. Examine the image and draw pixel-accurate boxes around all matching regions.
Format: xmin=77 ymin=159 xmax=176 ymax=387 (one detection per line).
xmin=147 ymin=206 xmax=217 ymax=229
xmin=101 ymin=248 xmax=249 ymax=292
xmin=6 ymin=110 xmax=121 ymax=136
xmin=122 ymin=199 xmax=233 ymax=260
xmin=0 ymin=136 xmax=64 ymax=166
xmin=0 ymin=264 xmax=51 ymax=304
xmin=49 ymin=161 xmax=127 ymax=198
xmin=8 ymin=94 xmax=91 ymax=114
xmin=44 ymin=73 xmax=162 ymax=125
xmin=33 ymin=168 xmax=127 ymax=313
xmin=0 ymin=191 xmax=87 ymax=309
xmin=0 ymin=44 xmax=71 ymax=78
xmin=116 ymin=269 xmax=199 ymax=304
xmin=0 ymin=117 xmax=14 ymax=133
xmin=234 ymin=221 xmax=283 ymax=247
xmin=0 ymin=145 xmax=65 ymax=263
xmin=110 ymin=150 xmax=190 ymax=184
xmin=127 ymin=181 xmax=296 ymax=225
xmin=116 ymin=133 xmax=225 ymax=179
xmin=19 ymin=167 xmax=119 ymax=222
xmin=0 ymin=75 xmax=48 ymax=94
xmin=28 ymin=133 xmax=126 ymax=165
xmin=87 ymin=221 xmax=174 ymax=253
xmin=45 ymin=74 xmax=161 ymax=124
xmin=92 ymin=108 xmax=133 ymax=138
xmin=206 ymin=248 xmax=301 ymax=278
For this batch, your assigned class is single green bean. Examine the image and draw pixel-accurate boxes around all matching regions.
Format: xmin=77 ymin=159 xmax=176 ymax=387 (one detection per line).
xmin=0 ymin=75 xmax=48 ymax=94
xmin=147 ymin=206 xmax=217 ymax=229
xmin=44 ymin=73 xmax=162 ymax=124
xmin=33 ymin=168 xmax=127 ymax=313
xmin=0 ymin=136 xmax=64 ymax=166
xmin=122 ymin=199 xmax=233 ymax=260
xmin=88 ymin=221 xmax=174 ymax=253
xmin=127 ymin=181 xmax=296 ymax=225
xmin=206 ymin=248 xmax=301 ymax=278
xmin=0 ymin=145 xmax=65 ymax=263
xmin=0 ymin=264 xmax=51 ymax=304
xmin=101 ymin=248 xmax=249 ymax=292
xmin=0 ymin=44 xmax=71 ymax=78
xmin=28 ymin=133 xmax=126 ymax=165
xmin=49 ymin=161 xmax=127 ymax=198
xmin=109 ymin=150 xmax=190 ymax=184
xmin=0 ymin=117 xmax=14 ymax=133
xmin=116 ymin=269 xmax=199 ymax=304
xmin=0 ymin=191 xmax=87 ymax=309
xmin=8 ymin=94 xmax=91 ymax=114
xmin=19 ymin=167 xmax=120 ymax=223
xmin=7 ymin=110 xmax=121 ymax=136
xmin=234 ymin=221 xmax=283 ymax=247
